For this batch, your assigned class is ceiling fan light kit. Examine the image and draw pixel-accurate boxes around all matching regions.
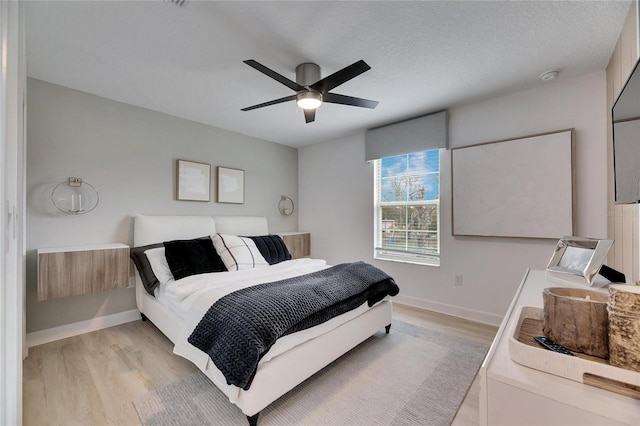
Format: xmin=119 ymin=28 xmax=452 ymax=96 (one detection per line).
xmin=296 ymin=91 xmax=322 ymax=110
xmin=241 ymin=59 xmax=378 ymax=123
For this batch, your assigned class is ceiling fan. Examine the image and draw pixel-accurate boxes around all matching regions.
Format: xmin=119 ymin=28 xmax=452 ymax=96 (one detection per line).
xmin=241 ymin=59 xmax=379 ymax=123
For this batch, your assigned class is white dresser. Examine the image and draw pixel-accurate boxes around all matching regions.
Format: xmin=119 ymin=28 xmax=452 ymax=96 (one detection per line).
xmin=479 ymin=269 xmax=640 ymax=425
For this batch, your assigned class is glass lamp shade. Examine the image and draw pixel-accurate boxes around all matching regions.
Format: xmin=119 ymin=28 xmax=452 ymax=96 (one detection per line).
xmin=278 ymin=195 xmax=295 ymax=216
xmin=51 ymin=178 xmax=100 ymax=215
xmin=296 ymin=91 xmax=322 ymax=110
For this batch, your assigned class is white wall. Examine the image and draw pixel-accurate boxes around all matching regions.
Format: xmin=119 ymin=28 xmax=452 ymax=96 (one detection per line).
xmin=299 ymin=71 xmax=608 ymax=325
xmin=26 ymin=79 xmax=299 ymax=333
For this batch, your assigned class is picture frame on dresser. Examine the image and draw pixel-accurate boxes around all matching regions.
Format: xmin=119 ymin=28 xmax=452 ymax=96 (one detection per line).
xmin=545 ymin=236 xmax=613 ymax=287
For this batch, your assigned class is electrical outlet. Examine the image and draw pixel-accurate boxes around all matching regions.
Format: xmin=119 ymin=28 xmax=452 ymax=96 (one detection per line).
xmin=454 ymin=275 xmax=463 ymax=286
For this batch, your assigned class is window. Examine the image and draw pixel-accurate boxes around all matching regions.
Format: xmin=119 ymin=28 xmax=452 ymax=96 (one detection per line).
xmin=374 ymin=149 xmax=440 ymax=266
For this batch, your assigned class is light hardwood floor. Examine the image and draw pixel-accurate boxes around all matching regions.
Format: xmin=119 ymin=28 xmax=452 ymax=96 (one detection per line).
xmin=23 ymin=303 xmax=497 ymax=425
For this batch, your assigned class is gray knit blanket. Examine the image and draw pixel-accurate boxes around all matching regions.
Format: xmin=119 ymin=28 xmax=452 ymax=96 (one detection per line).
xmin=187 ymin=261 xmax=399 ymax=390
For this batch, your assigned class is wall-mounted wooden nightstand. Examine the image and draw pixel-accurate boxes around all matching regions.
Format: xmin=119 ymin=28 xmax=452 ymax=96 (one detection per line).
xmin=277 ymin=232 xmax=310 ymax=259
xmin=37 ymin=243 xmax=130 ymax=301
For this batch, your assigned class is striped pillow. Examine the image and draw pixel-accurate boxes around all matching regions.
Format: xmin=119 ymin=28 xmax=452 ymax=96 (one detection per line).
xmin=210 ymin=234 xmax=269 ymax=271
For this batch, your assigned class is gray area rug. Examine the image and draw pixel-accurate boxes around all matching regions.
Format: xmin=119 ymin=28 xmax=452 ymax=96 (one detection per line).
xmin=133 ymin=320 xmax=488 ymax=426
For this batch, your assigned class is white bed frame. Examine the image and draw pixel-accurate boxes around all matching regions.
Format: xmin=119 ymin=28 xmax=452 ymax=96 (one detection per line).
xmin=133 ymin=214 xmax=393 ymax=424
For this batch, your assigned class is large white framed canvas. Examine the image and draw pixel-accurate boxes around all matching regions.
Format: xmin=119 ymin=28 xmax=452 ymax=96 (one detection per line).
xmin=177 ymin=159 xmax=210 ymax=202
xmin=217 ymin=166 xmax=245 ymax=204
xmin=451 ymin=129 xmax=574 ymax=238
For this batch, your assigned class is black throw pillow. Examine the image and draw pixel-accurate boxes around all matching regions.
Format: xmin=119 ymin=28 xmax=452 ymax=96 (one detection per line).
xmin=130 ymin=243 xmax=164 ymax=295
xmin=249 ymin=235 xmax=292 ymax=265
xmin=163 ymin=237 xmax=227 ymax=280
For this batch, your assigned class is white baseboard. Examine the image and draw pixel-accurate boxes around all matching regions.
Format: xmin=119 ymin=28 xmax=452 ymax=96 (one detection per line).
xmin=393 ymin=294 xmax=503 ymax=327
xmin=26 ymin=309 xmax=141 ymax=348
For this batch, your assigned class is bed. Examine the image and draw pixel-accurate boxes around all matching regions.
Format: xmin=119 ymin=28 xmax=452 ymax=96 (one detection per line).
xmin=132 ymin=214 xmax=396 ymax=425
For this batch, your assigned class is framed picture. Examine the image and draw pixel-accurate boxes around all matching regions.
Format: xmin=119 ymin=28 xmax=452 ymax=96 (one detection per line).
xmin=452 ymin=129 xmax=574 ymax=238
xmin=545 ymin=236 xmax=613 ymax=286
xmin=176 ymin=159 xmax=211 ymax=202
xmin=217 ymin=167 xmax=244 ymax=204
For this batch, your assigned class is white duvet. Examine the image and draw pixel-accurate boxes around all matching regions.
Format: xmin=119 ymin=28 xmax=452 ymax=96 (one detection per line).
xmin=167 ymin=258 xmax=375 ymax=404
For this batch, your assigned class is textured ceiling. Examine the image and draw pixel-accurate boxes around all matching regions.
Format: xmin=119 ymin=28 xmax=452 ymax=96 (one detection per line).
xmin=25 ymin=1 xmax=631 ymax=148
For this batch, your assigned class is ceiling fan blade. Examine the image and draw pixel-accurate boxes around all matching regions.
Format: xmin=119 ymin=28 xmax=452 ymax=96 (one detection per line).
xmin=244 ymin=60 xmax=304 ymax=92
xmin=310 ymin=60 xmax=371 ymax=93
xmin=241 ymin=94 xmax=297 ymax=111
xmin=323 ymin=93 xmax=379 ymax=109
xmin=304 ymin=109 xmax=316 ymax=123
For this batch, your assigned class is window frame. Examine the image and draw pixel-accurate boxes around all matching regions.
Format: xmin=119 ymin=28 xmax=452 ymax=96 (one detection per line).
xmin=373 ymin=149 xmax=441 ymax=267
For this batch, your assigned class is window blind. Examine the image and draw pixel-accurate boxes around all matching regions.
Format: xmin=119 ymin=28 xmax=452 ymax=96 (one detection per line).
xmin=364 ymin=110 xmax=448 ymax=161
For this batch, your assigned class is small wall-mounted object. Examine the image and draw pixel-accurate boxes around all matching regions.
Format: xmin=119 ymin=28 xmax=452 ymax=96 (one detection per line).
xmin=51 ymin=177 xmax=99 ymax=215
xmin=278 ymin=195 xmax=295 ymax=216
xmin=37 ymin=243 xmax=129 ymax=301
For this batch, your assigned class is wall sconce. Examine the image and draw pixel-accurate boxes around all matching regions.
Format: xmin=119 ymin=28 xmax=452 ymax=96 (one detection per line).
xmin=278 ymin=195 xmax=295 ymax=216
xmin=51 ymin=177 xmax=100 ymax=215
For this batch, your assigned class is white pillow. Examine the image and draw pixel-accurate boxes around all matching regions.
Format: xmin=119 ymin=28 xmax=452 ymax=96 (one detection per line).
xmin=145 ymin=247 xmax=175 ymax=287
xmin=210 ymin=234 xmax=269 ymax=271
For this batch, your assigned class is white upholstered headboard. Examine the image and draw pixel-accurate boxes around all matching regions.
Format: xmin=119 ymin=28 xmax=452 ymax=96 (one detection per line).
xmin=133 ymin=214 xmax=269 ymax=246
xmin=214 ymin=216 xmax=268 ymax=237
